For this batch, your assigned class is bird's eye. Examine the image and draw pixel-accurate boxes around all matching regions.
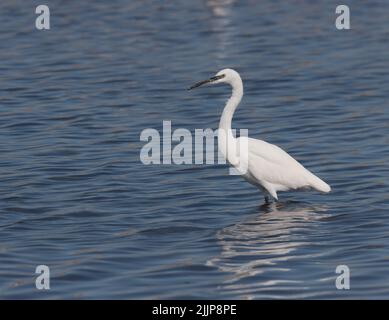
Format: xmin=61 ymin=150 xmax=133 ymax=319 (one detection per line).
xmin=210 ymin=74 xmax=225 ymax=81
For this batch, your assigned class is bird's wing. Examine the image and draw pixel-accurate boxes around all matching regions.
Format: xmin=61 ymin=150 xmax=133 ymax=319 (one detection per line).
xmin=245 ymin=137 xmax=305 ymax=168
xmin=237 ymin=137 xmax=330 ymax=192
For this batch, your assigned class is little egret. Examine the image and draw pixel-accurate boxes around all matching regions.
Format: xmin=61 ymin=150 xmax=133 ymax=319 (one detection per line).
xmin=188 ymin=68 xmax=331 ymax=203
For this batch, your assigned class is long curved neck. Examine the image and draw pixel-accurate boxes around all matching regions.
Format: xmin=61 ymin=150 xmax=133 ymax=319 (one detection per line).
xmin=218 ymin=79 xmax=243 ymax=163
xmin=219 ymin=80 xmax=243 ymax=135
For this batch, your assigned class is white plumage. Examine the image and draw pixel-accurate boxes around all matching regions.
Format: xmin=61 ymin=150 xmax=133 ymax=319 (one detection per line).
xmin=189 ymin=68 xmax=330 ymax=202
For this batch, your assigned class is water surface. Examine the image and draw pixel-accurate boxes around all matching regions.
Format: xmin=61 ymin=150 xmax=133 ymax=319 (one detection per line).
xmin=1 ymin=0 xmax=389 ymax=299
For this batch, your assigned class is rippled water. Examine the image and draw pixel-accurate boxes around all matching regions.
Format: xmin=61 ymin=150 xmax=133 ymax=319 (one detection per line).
xmin=1 ymin=0 xmax=389 ymax=299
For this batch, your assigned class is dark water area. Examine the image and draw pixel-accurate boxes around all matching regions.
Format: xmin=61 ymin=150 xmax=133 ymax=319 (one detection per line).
xmin=1 ymin=0 xmax=389 ymax=299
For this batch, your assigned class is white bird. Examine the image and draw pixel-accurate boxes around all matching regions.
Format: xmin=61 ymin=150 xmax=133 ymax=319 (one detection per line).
xmin=189 ymin=68 xmax=331 ymax=203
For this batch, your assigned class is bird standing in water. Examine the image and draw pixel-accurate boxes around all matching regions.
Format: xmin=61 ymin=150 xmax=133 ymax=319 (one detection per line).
xmin=189 ymin=68 xmax=331 ymax=203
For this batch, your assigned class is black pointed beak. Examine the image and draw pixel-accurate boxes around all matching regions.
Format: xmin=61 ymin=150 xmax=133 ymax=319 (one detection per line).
xmin=187 ymin=74 xmax=225 ymax=90
xmin=188 ymin=79 xmax=212 ymax=90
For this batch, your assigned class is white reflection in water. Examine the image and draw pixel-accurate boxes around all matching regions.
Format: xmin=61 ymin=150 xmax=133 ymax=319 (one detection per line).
xmin=207 ymin=202 xmax=329 ymax=288
xmin=207 ymin=0 xmax=235 ymax=17
xmin=206 ymin=0 xmax=235 ymax=60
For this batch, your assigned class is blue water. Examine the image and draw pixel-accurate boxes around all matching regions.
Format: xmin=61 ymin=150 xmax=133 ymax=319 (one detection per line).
xmin=1 ymin=0 xmax=389 ymax=299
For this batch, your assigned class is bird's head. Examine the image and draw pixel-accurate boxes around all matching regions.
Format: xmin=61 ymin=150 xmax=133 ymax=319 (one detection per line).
xmin=188 ymin=68 xmax=241 ymax=90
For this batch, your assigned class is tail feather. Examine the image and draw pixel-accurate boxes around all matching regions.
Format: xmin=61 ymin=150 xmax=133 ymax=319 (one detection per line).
xmin=309 ymin=174 xmax=331 ymax=193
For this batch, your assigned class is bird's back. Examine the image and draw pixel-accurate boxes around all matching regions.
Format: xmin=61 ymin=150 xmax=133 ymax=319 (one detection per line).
xmin=237 ymin=137 xmax=331 ymax=196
